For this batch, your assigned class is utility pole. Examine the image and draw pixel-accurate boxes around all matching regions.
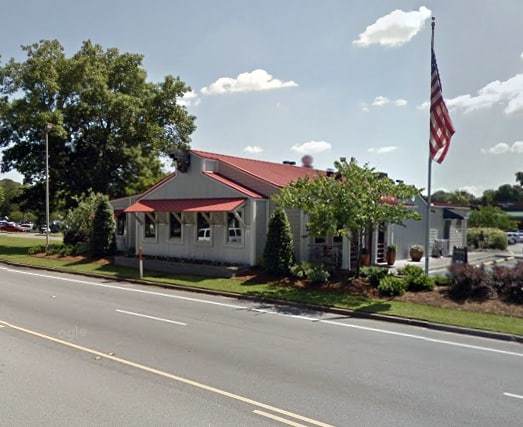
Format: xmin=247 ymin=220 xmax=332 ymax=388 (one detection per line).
xmin=44 ymin=123 xmax=53 ymax=252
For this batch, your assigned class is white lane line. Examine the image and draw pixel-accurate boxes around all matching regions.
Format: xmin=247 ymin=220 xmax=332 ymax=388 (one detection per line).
xmin=253 ymin=410 xmax=308 ymax=427
xmin=1 ymin=266 xmax=522 ymax=358
xmin=318 ymin=319 xmax=523 ymax=358
xmin=0 ymin=320 xmax=334 ymax=427
xmin=0 ymin=266 xmax=243 ymax=309
xmin=504 ymin=392 xmax=523 ymax=400
xmin=116 ymin=309 xmax=187 ymax=326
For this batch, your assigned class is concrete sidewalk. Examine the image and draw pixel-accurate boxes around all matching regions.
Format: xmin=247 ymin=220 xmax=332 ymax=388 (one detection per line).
xmin=394 ymin=250 xmax=515 ymax=274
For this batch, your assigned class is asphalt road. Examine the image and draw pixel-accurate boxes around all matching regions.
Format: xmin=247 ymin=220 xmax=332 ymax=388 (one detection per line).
xmin=1 ymin=264 xmax=522 ymax=426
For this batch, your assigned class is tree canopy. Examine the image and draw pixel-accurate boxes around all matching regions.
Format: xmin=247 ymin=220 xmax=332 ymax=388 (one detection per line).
xmin=0 ymin=40 xmax=196 ymax=210
xmin=468 ymin=206 xmax=517 ymax=231
xmin=431 ymin=190 xmax=476 ymax=206
xmin=274 ymin=159 xmax=421 ymax=238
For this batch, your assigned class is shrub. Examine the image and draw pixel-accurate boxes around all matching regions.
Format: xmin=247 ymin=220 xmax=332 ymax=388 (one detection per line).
xmin=27 ymin=245 xmax=46 ymax=255
xmin=63 ymin=193 xmax=104 ymax=245
xmin=378 ymin=275 xmax=406 ymax=296
xmin=263 ymin=208 xmax=294 ymax=275
xmin=432 ymin=274 xmax=450 ymax=287
xmin=360 ymin=266 xmax=388 ymax=287
xmin=448 ymin=264 xmax=494 ymax=300
xmin=399 ymin=265 xmax=434 ymax=292
xmin=291 ymin=262 xmax=330 ymax=284
xmin=467 ymin=227 xmax=507 ymax=250
xmin=401 ymin=265 xmax=424 ymax=277
xmin=89 ymin=196 xmax=116 ymax=258
xmin=492 ymin=262 xmax=523 ymax=304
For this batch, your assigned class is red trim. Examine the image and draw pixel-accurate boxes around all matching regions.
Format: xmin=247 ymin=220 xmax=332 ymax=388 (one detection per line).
xmin=124 ymin=198 xmax=246 ymax=213
xmin=202 ymin=171 xmax=263 ymax=198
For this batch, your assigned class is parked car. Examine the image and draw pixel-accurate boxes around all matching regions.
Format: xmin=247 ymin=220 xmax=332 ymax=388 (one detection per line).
xmin=0 ymin=222 xmax=25 ymax=232
xmin=19 ymin=222 xmax=34 ymax=232
xmin=506 ymin=231 xmax=523 ymax=244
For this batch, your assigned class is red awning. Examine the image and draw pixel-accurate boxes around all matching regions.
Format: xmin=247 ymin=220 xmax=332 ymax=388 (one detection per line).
xmin=124 ymin=198 xmax=246 ymax=213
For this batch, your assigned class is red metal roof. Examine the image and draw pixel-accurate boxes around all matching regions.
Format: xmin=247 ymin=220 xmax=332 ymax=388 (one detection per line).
xmin=202 ymin=171 xmax=263 ymax=198
xmin=124 ymin=198 xmax=246 ymax=213
xmin=192 ymin=150 xmax=322 ymax=187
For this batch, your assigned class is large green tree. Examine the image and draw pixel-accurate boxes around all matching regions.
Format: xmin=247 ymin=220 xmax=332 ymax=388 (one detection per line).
xmin=468 ymin=206 xmax=517 ymax=231
xmin=275 ymin=159 xmax=421 ymax=269
xmin=0 ymin=40 xmax=196 ymax=211
xmin=431 ymin=190 xmax=476 ymax=206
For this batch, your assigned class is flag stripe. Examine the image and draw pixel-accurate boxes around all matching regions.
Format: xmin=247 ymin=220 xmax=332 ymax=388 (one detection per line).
xmin=429 ymin=48 xmax=455 ymax=164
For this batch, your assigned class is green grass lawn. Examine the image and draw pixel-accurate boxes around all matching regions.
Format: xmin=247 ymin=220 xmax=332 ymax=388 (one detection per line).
xmin=1 ymin=234 xmax=522 ymax=336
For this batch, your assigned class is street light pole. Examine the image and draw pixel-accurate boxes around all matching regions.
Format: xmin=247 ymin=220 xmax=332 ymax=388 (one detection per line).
xmin=44 ymin=123 xmax=53 ymax=252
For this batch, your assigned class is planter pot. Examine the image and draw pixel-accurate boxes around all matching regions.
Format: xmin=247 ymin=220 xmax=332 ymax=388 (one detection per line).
xmin=360 ymin=254 xmax=371 ymax=267
xmin=409 ymin=248 xmax=424 ymax=262
xmin=386 ymin=250 xmax=396 ymax=266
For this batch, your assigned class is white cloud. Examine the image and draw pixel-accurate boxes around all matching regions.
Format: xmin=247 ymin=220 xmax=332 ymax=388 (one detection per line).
xmin=201 ymin=69 xmax=298 ymax=95
xmin=243 ymin=145 xmax=264 ymax=154
xmin=417 ymin=101 xmax=429 ymax=111
xmin=353 ymin=6 xmax=432 ymax=47
xmin=447 ymin=73 xmax=523 ymax=115
xmin=368 ymin=146 xmax=398 ymax=154
xmin=521 ymin=51 xmax=523 ymax=60
xmin=459 ymin=186 xmax=483 ymax=196
xmin=368 ymin=96 xmax=408 ymax=109
xmin=481 ymin=141 xmax=523 ymax=154
xmin=372 ymin=96 xmax=390 ymax=106
xmin=178 ymin=90 xmax=200 ymax=107
xmin=291 ymin=140 xmax=332 ymax=154
xmin=361 ymin=106 xmax=370 ymax=113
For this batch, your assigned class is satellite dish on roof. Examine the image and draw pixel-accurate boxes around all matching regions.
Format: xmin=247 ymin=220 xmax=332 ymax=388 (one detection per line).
xmin=301 ymin=155 xmax=313 ymax=168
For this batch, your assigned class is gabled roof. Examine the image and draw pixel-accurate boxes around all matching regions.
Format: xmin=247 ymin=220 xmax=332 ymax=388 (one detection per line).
xmin=202 ymin=171 xmax=263 ymax=198
xmin=192 ymin=149 xmax=322 ymax=188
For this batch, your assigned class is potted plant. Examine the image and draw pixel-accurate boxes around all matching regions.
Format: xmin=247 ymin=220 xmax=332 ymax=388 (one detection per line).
xmin=386 ymin=245 xmax=396 ymax=266
xmin=360 ymin=247 xmax=371 ymax=266
xmin=409 ymin=244 xmax=424 ymax=262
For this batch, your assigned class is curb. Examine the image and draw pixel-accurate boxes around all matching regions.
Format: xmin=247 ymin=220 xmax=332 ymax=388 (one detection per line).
xmin=1 ymin=259 xmax=522 ymax=344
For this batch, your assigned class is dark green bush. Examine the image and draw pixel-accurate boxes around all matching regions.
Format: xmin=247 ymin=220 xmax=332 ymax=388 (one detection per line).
xmin=400 ymin=265 xmax=434 ymax=292
xmin=360 ymin=266 xmax=388 ymax=287
xmin=378 ymin=275 xmax=406 ymax=296
xmin=263 ymin=208 xmax=294 ymax=275
xmin=89 ymin=196 xmax=116 ymax=258
xmin=291 ymin=262 xmax=330 ymax=284
xmin=432 ymin=274 xmax=450 ymax=286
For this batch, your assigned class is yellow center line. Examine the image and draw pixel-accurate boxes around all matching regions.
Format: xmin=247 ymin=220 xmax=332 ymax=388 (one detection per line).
xmin=0 ymin=320 xmax=334 ymax=427
xmin=253 ymin=409 xmax=309 ymax=427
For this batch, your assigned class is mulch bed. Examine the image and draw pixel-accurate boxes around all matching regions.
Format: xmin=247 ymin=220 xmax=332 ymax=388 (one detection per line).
xmin=397 ymin=286 xmax=523 ymax=318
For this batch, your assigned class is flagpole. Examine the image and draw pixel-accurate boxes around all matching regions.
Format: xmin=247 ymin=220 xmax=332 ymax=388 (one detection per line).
xmin=425 ymin=16 xmax=435 ymax=275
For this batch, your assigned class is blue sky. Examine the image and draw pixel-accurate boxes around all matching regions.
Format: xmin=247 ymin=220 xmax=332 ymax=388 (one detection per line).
xmin=1 ymin=0 xmax=522 ymax=195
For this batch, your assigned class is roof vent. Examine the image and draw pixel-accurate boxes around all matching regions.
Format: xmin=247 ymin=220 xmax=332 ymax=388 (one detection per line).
xmin=301 ymin=155 xmax=313 ymax=168
xmin=282 ymin=160 xmax=296 ymax=166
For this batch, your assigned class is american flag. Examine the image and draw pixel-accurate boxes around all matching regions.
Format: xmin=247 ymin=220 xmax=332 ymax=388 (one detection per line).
xmin=430 ymin=48 xmax=455 ymax=163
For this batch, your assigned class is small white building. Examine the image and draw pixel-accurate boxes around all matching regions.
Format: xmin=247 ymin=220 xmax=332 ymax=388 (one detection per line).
xmin=110 ymin=150 xmax=469 ymax=271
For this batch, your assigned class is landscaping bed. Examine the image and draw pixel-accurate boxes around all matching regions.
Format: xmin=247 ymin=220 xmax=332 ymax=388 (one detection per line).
xmin=1 ymin=234 xmax=522 ymax=336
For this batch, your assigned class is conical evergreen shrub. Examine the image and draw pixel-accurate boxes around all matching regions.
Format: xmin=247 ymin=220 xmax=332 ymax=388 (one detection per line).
xmin=89 ymin=196 xmax=116 ymax=258
xmin=263 ymin=208 xmax=294 ymax=275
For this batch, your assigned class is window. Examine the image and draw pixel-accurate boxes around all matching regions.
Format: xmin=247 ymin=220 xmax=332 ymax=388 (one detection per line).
xmin=144 ymin=214 xmax=156 ymax=238
xmin=333 ymin=235 xmax=343 ymax=244
xmin=314 ymin=237 xmax=326 ymax=244
xmin=169 ymin=212 xmax=182 ymax=240
xmin=116 ymin=214 xmax=126 ymax=236
xmin=197 ymin=213 xmax=211 ymax=242
xmin=227 ymin=210 xmax=243 ymax=244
